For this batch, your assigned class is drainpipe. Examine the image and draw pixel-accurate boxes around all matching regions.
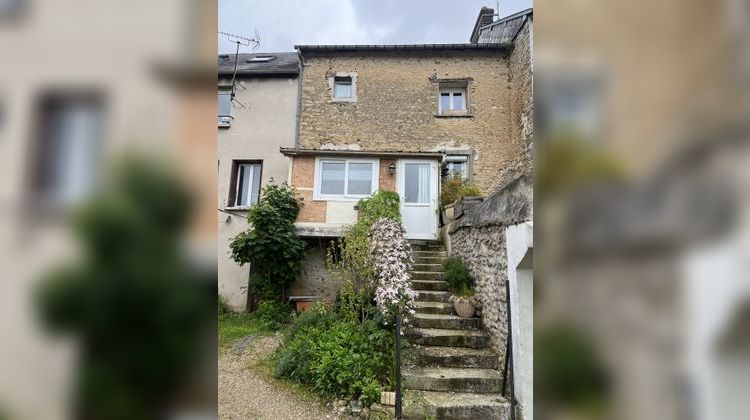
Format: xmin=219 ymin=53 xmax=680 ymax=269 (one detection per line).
xmin=294 ymin=48 xmax=304 ymax=147
xmin=395 ymin=313 xmax=403 ymax=418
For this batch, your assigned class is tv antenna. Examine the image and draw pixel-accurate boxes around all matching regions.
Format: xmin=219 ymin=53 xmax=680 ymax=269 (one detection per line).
xmin=219 ymin=30 xmax=260 ymax=98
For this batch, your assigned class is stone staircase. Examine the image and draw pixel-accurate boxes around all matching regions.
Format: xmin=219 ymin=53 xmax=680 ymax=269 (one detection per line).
xmin=401 ymin=243 xmax=509 ymax=419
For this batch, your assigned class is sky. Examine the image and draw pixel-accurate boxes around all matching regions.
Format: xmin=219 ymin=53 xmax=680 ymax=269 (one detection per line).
xmin=218 ymin=0 xmax=533 ymax=54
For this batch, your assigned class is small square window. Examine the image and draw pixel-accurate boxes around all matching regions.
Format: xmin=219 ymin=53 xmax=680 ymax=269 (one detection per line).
xmin=334 ymin=77 xmax=352 ymax=98
xmin=438 ymin=87 xmax=467 ymax=114
xmin=442 ymin=155 xmax=469 ymax=180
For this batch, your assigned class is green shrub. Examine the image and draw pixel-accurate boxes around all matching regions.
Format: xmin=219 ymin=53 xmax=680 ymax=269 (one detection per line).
xmin=443 ymin=256 xmax=475 ymax=294
xmin=255 ymin=301 xmax=292 ymax=330
xmin=230 ymin=182 xmax=306 ymax=302
xmin=275 ymin=304 xmax=394 ymax=403
xmin=440 ymin=176 xmax=482 ymax=208
xmin=218 ymin=296 xmax=230 ymax=315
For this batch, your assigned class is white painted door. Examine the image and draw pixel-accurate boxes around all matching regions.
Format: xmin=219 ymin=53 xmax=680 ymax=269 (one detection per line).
xmin=399 ymin=160 xmax=438 ymax=240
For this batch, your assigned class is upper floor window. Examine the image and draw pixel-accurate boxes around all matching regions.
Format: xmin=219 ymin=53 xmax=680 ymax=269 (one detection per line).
xmin=329 ymin=73 xmax=357 ymax=102
xmin=315 ymin=158 xmax=378 ymax=200
xmin=439 ymin=87 xmax=466 ymax=114
xmin=228 ymin=161 xmax=262 ymax=208
xmin=334 ymin=77 xmax=353 ymax=99
xmin=218 ymin=91 xmax=232 ymax=127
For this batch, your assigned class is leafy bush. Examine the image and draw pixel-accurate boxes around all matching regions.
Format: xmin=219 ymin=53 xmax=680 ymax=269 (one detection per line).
xmin=370 ymin=218 xmax=417 ymax=323
xmin=255 ymin=301 xmax=292 ymax=330
xmin=218 ymin=296 xmax=230 ymax=315
xmin=230 ymin=182 xmax=306 ymax=302
xmin=275 ymin=309 xmax=394 ymax=404
xmin=443 ymin=256 xmax=475 ymax=294
xmin=326 ymin=191 xmax=404 ymax=322
xmin=440 ymin=175 xmax=482 ymax=208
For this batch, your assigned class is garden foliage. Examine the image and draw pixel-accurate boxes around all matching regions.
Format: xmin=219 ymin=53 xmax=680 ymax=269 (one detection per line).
xmin=440 ymin=174 xmax=482 ymax=208
xmin=274 ymin=303 xmax=394 ymax=405
xmin=443 ymin=256 xmax=476 ymax=296
xmin=229 ymin=182 xmax=306 ymax=302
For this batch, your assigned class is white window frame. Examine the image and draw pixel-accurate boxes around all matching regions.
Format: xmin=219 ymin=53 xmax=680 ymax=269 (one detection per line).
xmin=313 ymin=157 xmax=379 ymax=201
xmin=333 ymin=77 xmax=352 ymax=99
xmin=438 ymin=87 xmax=467 ymax=114
xmin=231 ymin=162 xmax=262 ymax=209
xmin=443 ymin=155 xmax=469 ymax=179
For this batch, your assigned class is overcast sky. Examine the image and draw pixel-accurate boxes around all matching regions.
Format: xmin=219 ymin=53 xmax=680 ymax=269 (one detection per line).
xmin=218 ymin=0 xmax=532 ymax=54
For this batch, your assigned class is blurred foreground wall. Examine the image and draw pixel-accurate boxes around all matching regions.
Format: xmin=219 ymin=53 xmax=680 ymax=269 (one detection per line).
xmin=535 ymin=0 xmax=750 ymax=419
xmin=0 ymin=1 xmax=216 ymax=419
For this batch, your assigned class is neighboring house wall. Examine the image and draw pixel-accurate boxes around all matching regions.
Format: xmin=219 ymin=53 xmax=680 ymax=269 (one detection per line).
xmin=218 ymin=75 xmax=299 ymax=311
xmin=297 ymin=48 xmax=517 ymax=193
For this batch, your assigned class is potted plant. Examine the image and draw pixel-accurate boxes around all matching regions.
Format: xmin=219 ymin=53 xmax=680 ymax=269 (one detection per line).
xmin=442 ymin=256 xmax=479 ymax=318
xmin=449 ymin=287 xmax=480 ymax=318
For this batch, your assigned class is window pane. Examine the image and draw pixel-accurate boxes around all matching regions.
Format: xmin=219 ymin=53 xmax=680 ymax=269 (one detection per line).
xmin=320 ymin=161 xmax=345 ymax=195
xmin=218 ymin=93 xmax=232 ymax=116
xmin=347 ymin=162 xmax=373 ymax=195
xmin=405 ymin=163 xmax=431 ymax=204
xmin=452 ymin=92 xmax=464 ymax=110
xmin=237 ymin=164 xmax=251 ymax=205
xmin=440 ymin=93 xmax=450 ymax=113
xmin=250 ymin=164 xmax=261 ymax=205
xmin=334 ymin=80 xmax=352 ymax=98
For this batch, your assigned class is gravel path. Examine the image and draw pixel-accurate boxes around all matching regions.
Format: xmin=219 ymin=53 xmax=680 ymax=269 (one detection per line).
xmin=218 ymin=333 xmax=338 ymax=420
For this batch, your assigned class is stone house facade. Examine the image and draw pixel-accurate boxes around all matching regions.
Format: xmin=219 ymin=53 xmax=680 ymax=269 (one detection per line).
xmin=217 ymin=52 xmax=300 ymax=310
xmin=284 ymin=9 xmax=533 ymax=302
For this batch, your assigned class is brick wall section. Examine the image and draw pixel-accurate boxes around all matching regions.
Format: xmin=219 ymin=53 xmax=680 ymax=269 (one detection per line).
xmin=292 ymin=156 xmax=326 ymax=222
xmin=379 ymin=158 xmax=397 ymax=191
xmin=298 ymin=48 xmax=518 ymax=192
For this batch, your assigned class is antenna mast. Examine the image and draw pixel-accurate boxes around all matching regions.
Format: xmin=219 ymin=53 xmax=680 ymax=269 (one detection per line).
xmin=218 ymin=30 xmax=260 ymax=98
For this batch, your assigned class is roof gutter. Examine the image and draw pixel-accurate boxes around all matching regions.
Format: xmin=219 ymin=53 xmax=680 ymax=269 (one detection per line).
xmin=280 ymin=147 xmax=444 ymax=159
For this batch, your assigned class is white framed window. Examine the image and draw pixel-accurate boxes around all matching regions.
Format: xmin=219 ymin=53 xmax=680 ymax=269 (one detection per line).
xmin=442 ymin=155 xmax=469 ymax=179
xmin=218 ymin=91 xmax=232 ymax=127
xmin=438 ymin=87 xmax=466 ymax=114
xmin=230 ymin=161 xmax=262 ymax=208
xmin=333 ymin=77 xmax=353 ymax=99
xmin=314 ymin=158 xmax=379 ymax=200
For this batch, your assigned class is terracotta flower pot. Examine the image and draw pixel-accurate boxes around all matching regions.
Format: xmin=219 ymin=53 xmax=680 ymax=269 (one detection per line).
xmin=454 ymin=299 xmax=476 ymax=318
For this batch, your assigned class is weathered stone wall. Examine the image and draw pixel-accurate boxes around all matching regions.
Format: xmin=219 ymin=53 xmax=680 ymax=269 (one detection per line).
xmin=291 ymin=238 xmax=340 ymax=300
xmin=298 ymin=48 xmax=517 ymax=192
xmin=446 ymin=174 xmax=533 ymax=362
xmin=498 ymin=19 xmax=533 ymax=187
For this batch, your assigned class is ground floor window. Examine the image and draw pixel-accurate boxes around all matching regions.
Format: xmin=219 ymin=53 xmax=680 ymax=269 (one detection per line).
xmin=442 ymin=155 xmax=469 ymax=180
xmin=315 ymin=158 xmax=378 ymax=200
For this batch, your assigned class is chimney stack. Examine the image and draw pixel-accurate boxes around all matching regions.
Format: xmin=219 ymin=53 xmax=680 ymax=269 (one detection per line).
xmin=470 ymin=7 xmax=495 ymax=44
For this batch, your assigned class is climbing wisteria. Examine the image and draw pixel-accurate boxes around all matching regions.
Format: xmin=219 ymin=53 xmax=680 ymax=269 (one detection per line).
xmin=370 ymin=218 xmax=417 ymax=324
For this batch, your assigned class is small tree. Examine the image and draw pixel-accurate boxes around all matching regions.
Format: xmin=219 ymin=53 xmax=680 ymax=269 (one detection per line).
xmin=230 ymin=182 xmax=305 ymax=303
xmin=440 ymin=174 xmax=482 ymax=208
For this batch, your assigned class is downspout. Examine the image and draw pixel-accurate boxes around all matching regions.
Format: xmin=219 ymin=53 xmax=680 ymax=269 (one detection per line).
xmin=294 ymin=48 xmax=304 ymax=147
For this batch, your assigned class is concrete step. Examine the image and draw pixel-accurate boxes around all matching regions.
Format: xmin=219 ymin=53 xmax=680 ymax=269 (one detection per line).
xmin=411 ymin=243 xmax=446 ymax=252
xmin=405 ymin=328 xmax=490 ymax=348
xmin=409 ymin=345 xmax=498 ymax=369
xmin=403 ymin=390 xmax=509 ymax=419
xmin=411 ymin=313 xmax=481 ymax=330
xmin=403 ymin=367 xmax=503 ymax=394
xmin=416 ymin=291 xmax=452 ymax=303
xmin=413 ymin=250 xmax=447 ymax=258
xmin=414 ymin=301 xmax=454 ymax=315
xmin=411 ymin=271 xmax=444 ymax=281
xmin=413 ymin=263 xmax=443 ymax=272
xmin=411 ymin=280 xmax=448 ymax=291
xmin=414 ymin=256 xmax=446 ymax=265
